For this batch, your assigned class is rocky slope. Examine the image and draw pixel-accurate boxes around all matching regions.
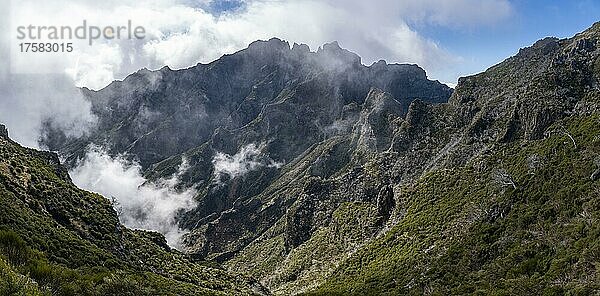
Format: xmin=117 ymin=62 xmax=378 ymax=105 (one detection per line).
xmin=0 ymin=125 xmax=266 ymax=295
xmin=41 ymin=39 xmax=451 ymax=275
xmin=307 ymin=23 xmax=600 ymax=294
xmin=34 ymin=22 xmax=600 ymax=295
xmin=194 ymin=23 xmax=600 ymax=294
xmin=44 ymin=39 xmax=450 ymax=170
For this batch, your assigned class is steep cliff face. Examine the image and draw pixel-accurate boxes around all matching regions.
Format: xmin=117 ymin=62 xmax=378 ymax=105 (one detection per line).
xmin=216 ymin=23 xmax=600 ymax=294
xmin=44 ymin=39 xmax=450 ymax=171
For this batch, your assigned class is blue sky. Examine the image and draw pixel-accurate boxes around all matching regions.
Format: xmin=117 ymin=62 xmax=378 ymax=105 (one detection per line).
xmin=418 ymin=0 xmax=600 ymax=82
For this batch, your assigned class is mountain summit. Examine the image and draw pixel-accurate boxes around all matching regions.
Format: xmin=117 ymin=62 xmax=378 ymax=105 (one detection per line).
xmin=44 ymin=39 xmax=450 ymax=170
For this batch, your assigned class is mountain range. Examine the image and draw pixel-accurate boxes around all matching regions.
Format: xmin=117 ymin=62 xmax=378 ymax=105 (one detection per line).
xmin=2 ymin=22 xmax=600 ymax=295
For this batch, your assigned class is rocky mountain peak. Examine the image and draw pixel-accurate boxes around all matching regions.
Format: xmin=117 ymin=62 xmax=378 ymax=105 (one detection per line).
xmin=320 ymin=40 xmax=341 ymax=51
xmin=40 ymin=37 xmax=453 ymax=277
xmin=291 ymin=42 xmax=310 ymax=55
xmin=371 ymin=59 xmax=388 ymax=68
xmin=0 ymin=124 xmax=8 ymax=138
xmin=516 ymin=37 xmax=560 ymax=58
xmin=45 ymin=38 xmax=450 ymax=170
xmin=316 ymin=41 xmax=362 ymax=68
xmin=246 ymin=37 xmax=291 ymax=55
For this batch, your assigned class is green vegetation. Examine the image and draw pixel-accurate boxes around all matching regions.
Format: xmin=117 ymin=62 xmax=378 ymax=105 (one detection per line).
xmin=313 ymin=115 xmax=600 ymax=295
xmin=0 ymin=134 xmax=262 ymax=295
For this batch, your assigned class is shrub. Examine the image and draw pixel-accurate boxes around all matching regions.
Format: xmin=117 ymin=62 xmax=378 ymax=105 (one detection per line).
xmin=0 ymin=230 xmax=31 ymax=266
xmin=26 ymin=259 xmax=55 ymax=288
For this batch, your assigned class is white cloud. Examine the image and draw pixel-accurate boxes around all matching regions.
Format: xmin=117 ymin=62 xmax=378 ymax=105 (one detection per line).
xmin=0 ymin=73 xmax=97 ymax=148
xmin=352 ymin=0 xmax=513 ymax=28
xmin=139 ymin=0 xmax=460 ymax=75
xmin=5 ymin=0 xmax=513 ymax=90
xmin=64 ymin=43 xmax=123 ymax=90
xmin=213 ymin=143 xmax=282 ymax=180
xmin=69 ymin=145 xmax=197 ymax=249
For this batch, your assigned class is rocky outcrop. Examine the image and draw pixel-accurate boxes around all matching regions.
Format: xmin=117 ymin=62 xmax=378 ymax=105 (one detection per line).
xmin=312 ymin=23 xmax=600 ymax=295
xmin=0 ymin=124 xmax=8 ymax=138
xmin=352 ymin=88 xmax=404 ymax=153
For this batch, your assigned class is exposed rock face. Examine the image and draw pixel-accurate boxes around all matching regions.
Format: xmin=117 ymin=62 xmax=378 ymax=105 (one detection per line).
xmin=41 ymin=38 xmax=451 ymax=273
xmin=0 ymin=124 xmax=8 ymax=138
xmin=310 ymin=23 xmax=600 ymax=295
xmin=44 ymin=38 xmax=450 ymax=170
xmin=352 ymin=88 xmax=404 ymax=152
xmin=36 ymin=23 xmax=600 ymax=295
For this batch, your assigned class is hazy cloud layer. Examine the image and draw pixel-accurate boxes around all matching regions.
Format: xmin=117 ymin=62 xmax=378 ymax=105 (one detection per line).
xmin=5 ymin=0 xmax=513 ymax=90
xmin=70 ymin=145 xmax=197 ymax=249
xmin=0 ymin=73 xmax=96 ymax=148
xmin=213 ymin=143 xmax=282 ymax=180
